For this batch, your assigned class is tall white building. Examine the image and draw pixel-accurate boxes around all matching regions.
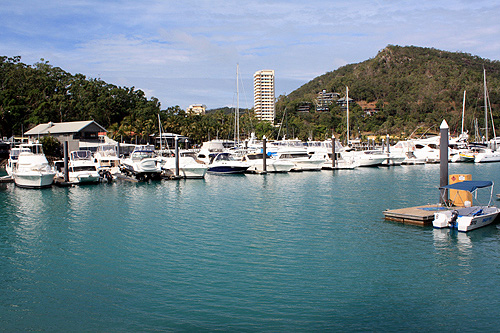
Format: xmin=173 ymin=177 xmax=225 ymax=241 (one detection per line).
xmin=253 ymin=70 xmax=275 ymax=123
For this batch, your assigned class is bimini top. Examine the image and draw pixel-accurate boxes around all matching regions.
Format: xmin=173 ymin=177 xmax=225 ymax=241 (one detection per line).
xmin=440 ymin=180 xmax=493 ymax=192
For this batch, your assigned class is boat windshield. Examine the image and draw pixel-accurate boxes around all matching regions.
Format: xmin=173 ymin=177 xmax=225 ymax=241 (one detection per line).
xmin=246 ymin=154 xmax=263 ymax=160
xmin=97 ymin=145 xmax=118 ymax=156
xmin=71 ymin=150 xmax=92 ymax=160
xmin=131 ymin=151 xmax=154 ymax=160
xmin=71 ymin=165 xmax=97 ymax=172
xmin=20 ymin=144 xmax=44 ymax=155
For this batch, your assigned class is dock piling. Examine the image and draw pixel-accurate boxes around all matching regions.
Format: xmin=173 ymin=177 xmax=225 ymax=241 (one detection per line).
xmin=439 ymin=120 xmax=449 ymax=205
xmin=262 ymin=135 xmax=267 ymax=173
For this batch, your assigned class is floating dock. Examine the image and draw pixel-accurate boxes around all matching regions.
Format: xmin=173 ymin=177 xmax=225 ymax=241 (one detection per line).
xmin=383 ymin=204 xmax=447 ymax=226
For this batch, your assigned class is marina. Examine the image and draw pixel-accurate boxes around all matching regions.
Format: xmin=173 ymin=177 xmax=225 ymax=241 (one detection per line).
xmin=1 ymin=162 xmax=500 ymax=331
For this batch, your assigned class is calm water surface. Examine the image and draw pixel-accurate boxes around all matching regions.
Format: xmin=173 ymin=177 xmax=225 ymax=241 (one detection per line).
xmin=1 ymin=164 xmax=500 ymax=331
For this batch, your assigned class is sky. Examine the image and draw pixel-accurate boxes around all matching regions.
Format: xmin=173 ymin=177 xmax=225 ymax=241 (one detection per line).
xmin=2 ymin=0 xmax=500 ymax=111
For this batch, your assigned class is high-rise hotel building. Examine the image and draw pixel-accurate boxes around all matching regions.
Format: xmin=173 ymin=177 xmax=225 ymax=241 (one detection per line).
xmin=253 ymin=70 xmax=275 ymax=123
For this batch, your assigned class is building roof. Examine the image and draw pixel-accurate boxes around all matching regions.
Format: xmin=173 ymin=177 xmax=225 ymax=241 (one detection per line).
xmin=24 ymin=121 xmax=107 ymax=135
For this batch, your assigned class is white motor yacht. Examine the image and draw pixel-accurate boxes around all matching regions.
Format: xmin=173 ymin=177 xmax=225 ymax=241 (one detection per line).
xmin=306 ymin=140 xmax=358 ymax=169
xmin=474 ymin=148 xmax=500 ymax=163
xmin=55 ymin=150 xmax=101 ymax=184
xmin=12 ymin=143 xmax=56 ymax=188
xmin=207 ymin=152 xmax=249 ymax=174
xmin=93 ymin=144 xmax=122 ymax=175
xmin=158 ymin=152 xmax=208 ymax=179
xmin=274 ymin=148 xmax=324 ymax=171
xmin=242 ymin=152 xmax=294 ymax=173
xmin=120 ymin=145 xmax=162 ymax=180
xmin=342 ymin=149 xmax=387 ymax=167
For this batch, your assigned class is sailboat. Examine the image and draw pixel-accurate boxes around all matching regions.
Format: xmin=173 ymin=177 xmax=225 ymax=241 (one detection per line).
xmin=474 ymin=68 xmax=500 ymax=163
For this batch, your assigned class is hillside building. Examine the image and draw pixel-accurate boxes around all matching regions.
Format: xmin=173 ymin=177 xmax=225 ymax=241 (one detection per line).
xmin=253 ymin=70 xmax=275 ymax=123
xmin=187 ymin=104 xmax=206 ymax=115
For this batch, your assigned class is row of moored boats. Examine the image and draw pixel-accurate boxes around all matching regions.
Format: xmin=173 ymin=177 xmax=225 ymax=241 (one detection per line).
xmin=3 ymin=132 xmax=500 ymax=189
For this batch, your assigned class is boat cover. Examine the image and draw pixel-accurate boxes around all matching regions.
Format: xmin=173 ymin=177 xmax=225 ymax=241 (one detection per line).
xmin=440 ymin=180 xmax=493 ymax=192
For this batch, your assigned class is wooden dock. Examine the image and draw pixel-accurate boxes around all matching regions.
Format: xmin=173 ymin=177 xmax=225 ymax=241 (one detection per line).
xmin=383 ymin=204 xmax=447 ymax=226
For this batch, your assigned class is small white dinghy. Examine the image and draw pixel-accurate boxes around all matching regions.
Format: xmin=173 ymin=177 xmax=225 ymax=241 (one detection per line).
xmin=433 ymin=180 xmax=500 ymax=232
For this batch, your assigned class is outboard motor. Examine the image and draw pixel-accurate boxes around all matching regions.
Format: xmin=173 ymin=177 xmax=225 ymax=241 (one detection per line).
xmin=449 ymin=210 xmax=459 ymax=228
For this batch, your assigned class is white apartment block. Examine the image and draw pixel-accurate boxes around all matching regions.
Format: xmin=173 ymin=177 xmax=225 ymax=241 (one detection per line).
xmin=187 ymin=104 xmax=206 ymax=115
xmin=253 ymin=70 xmax=275 ymax=123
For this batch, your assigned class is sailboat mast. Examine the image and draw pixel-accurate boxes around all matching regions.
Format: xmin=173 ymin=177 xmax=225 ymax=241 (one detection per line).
xmin=158 ymin=113 xmax=163 ymax=151
xmin=461 ymin=90 xmax=466 ymax=135
xmin=484 ymin=67 xmax=488 ymax=141
xmin=346 ymin=86 xmax=350 ymax=145
xmin=234 ymin=64 xmax=240 ymax=146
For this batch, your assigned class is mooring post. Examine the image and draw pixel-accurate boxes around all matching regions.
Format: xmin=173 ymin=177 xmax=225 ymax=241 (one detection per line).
xmin=440 ymin=120 xmax=449 ymax=205
xmin=332 ymin=135 xmax=336 ymax=169
xmin=262 ymin=135 xmax=267 ymax=173
xmin=63 ymin=141 xmax=69 ymax=182
xmin=175 ymin=135 xmax=180 ymax=178
xmin=386 ymin=134 xmax=390 ymax=153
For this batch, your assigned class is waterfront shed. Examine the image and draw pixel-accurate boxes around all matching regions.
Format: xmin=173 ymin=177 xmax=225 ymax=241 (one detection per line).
xmin=24 ymin=120 xmax=107 ymax=152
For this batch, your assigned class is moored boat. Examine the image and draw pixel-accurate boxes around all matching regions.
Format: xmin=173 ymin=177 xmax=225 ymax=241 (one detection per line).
xmin=55 ymin=150 xmax=101 ymax=184
xmin=207 ymin=152 xmax=249 ymax=174
xmin=242 ymin=152 xmax=294 ymax=173
xmin=274 ymin=148 xmax=324 ymax=171
xmin=12 ymin=143 xmax=56 ymax=188
xmin=120 ymin=145 xmax=162 ymax=180
xmin=433 ymin=180 xmax=500 ymax=232
xmin=158 ymin=152 xmax=208 ymax=179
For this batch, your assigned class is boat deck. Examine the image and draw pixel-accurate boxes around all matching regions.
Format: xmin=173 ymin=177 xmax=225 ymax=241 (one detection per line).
xmin=383 ymin=204 xmax=447 ymax=226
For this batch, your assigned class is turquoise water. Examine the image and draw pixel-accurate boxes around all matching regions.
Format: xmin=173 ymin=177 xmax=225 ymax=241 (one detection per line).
xmin=1 ymin=164 xmax=500 ymax=331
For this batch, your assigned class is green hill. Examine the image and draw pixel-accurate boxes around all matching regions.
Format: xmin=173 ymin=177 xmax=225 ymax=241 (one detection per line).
xmin=276 ymin=45 xmax=500 ymax=140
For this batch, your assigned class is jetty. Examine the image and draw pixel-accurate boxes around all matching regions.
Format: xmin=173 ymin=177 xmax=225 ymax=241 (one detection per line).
xmin=383 ymin=204 xmax=446 ymax=226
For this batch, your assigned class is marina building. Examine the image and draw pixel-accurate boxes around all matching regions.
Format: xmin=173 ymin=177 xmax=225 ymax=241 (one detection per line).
xmin=24 ymin=120 xmax=107 ymax=152
xmin=253 ymin=69 xmax=275 ymax=123
xmin=187 ymin=104 xmax=206 ymax=115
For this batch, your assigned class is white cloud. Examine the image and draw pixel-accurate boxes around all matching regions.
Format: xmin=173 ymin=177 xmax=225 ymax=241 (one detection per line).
xmin=1 ymin=0 xmax=500 ymax=109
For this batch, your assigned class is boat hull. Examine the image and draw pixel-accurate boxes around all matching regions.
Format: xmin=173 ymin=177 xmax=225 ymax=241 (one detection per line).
xmin=179 ymin=165 xmax=208 ymax=178
xmin=207 ymin=165 xmax=248 ymax=174
xmin=434 ymin=206 xmax=500 ymax=232
xmin=14 ymin=172 xmax=55 ymax=188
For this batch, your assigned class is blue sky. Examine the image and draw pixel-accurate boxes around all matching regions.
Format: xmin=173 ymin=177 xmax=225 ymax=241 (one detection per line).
xmin=2 ymin=0 xmax=500 ymax=110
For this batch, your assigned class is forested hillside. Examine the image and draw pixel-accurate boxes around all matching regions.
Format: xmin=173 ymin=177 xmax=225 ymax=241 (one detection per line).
xmin=2 ymin=45 xmax=500 ymax=144
xmin=276 ymin=45 xmax=500 ymax=141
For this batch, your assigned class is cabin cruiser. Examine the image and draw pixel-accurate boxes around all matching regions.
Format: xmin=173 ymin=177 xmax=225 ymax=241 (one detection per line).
xmin=207 ymin=152 xmax=249 ymax=174
xmin=158 ymin=151 xmax=208 ymax=179
xmin=197 ymin=140 xmax=234 ymax=164
xmin=12 ymin=143 xmax=56 ymax=188
xmin=342 ymin=149 xmax=387 ymax=167
xmin=433 ymin=180 xmax=500 ymax=232
xmin=274 ymin=148 xmax=325 ymax=171
xmin=391 ymin=141 xmax=425 ymax=165
xmin=93 ymin=144 xmax=121 ymax=175
xmin=474 ymin=148 xmax=500 ymax=163
xmin=120 ymin=145 xmax=162 ymax=180
xmin=55 ymin=150 xmax=101 ymax=184
xmin=242 ymin=152 xmax=294 ymax=173
xmin=306 ymin=140 xmax=358 ymax=169
xmin=411 ymin=137 xmax=440 ymax=163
